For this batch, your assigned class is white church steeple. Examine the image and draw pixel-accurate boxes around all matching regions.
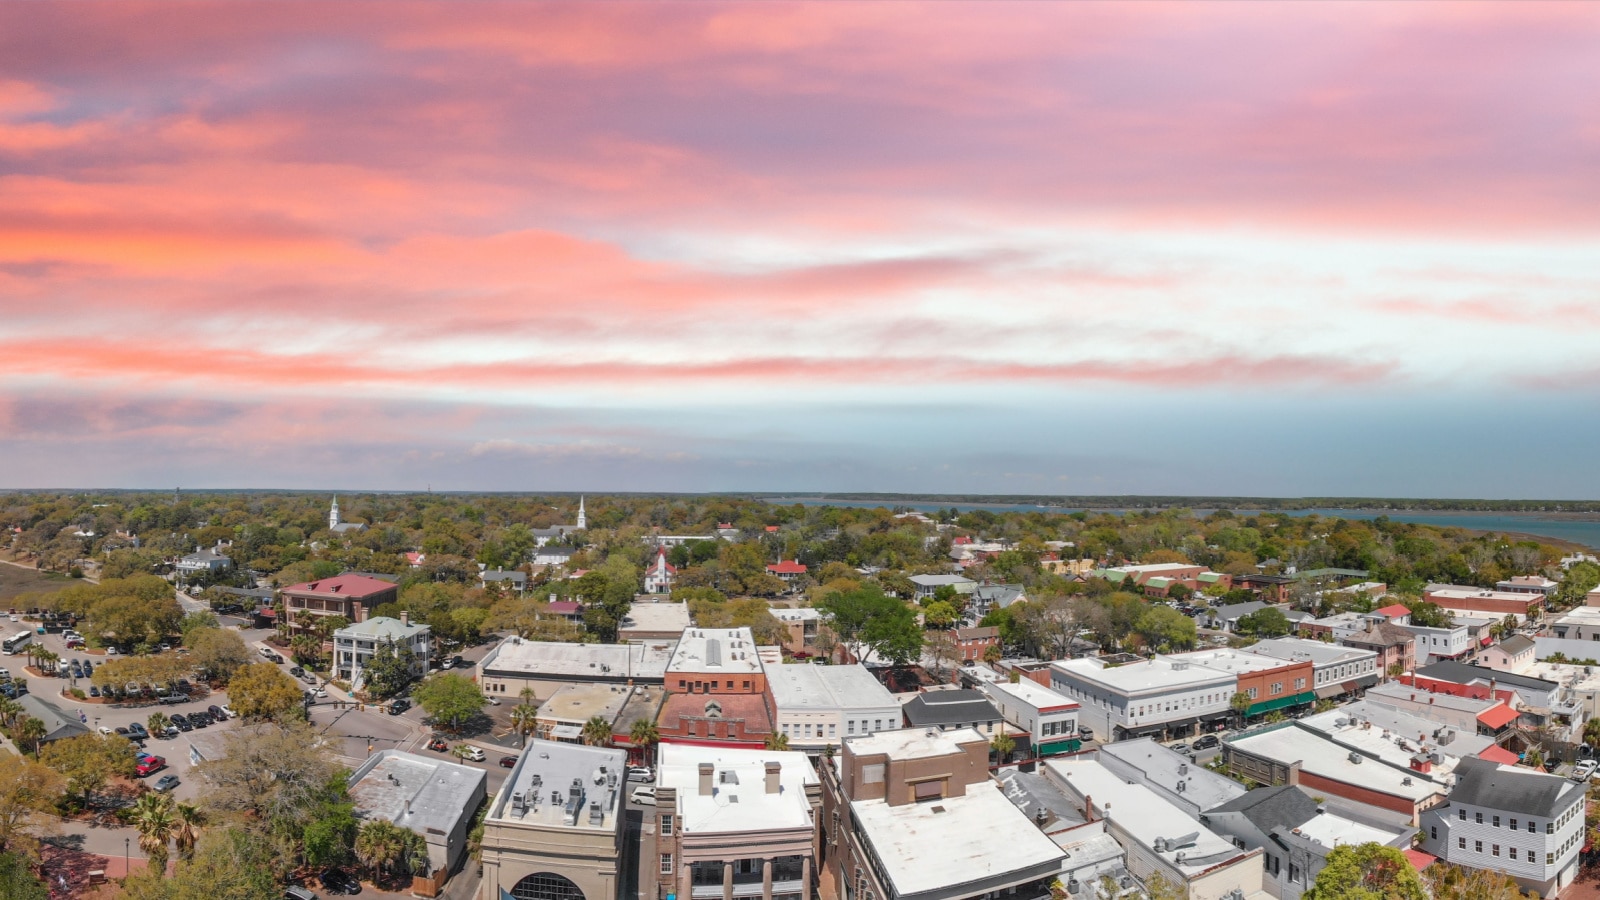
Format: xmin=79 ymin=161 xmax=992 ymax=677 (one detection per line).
xmin=576 ymin=496 xmax=587 ymax=530
xmin=329 ymin=496 xmax=341 ymax=530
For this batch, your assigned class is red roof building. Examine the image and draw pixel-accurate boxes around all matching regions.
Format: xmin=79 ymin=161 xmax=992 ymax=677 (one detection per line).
xmin=280 ymin=573 xmax=399 ymax=628
xmin=1372 ymin=604 xmax=1412 ymax=620
xmin=766 ymin=560 xmax=808 ymax=583
xmin=1478 ymin=745 xmax=1521 ymax=765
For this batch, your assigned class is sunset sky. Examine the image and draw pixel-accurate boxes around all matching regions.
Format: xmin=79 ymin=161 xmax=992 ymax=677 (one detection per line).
xmin=3 ymin=3 xmax=1599 ymax=496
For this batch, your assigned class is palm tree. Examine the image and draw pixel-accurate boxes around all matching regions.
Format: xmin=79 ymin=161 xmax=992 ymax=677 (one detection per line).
xmin=356 ymin=819 xmax=406 ymax=880
xmin=14 ymin=717 xmax=45 ymax=754
xmin=629 ymin=719 xmax=660 ymax=766
xmin=509 ymin=704 xmax=538 ymax=747
xmin=148 ymin=712 xmax=171 ymax=736
xmin=34 ymin=648 xmax=57 ymax=676
xmin=290 ymin=633 xmax=321 ymax=667
xmin=130 ymin=792 xmax=176 ymax=875
xmin=172 ymin=803 xmax=203 ymax=862
xmin=519 ymin=685 xmax=536 ymax=706
xmin=580 ymin=715 xmax=612 ymax=747
xmin=0 ymin=696 xmax=20 ymax=730
xmin=991 ymin=732 xmax=1016 ymax=764
xmin=1585 ymin=718 xmax=1600 ymax=749
xmin=764 ymin=731 xmax=790 ymax=752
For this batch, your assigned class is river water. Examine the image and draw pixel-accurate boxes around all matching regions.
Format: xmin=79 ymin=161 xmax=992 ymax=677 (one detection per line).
xmin=763 ymin=498 xmax=1600 ymax=549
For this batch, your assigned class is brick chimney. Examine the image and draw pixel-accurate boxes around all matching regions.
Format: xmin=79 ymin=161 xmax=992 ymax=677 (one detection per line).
xmin=699 ymin=762 xmax=715 ymax=796
xmin=765 ymin=761 xmax=781 ymax=794
xmin=400 ymin=610 xmax=409 ymax=626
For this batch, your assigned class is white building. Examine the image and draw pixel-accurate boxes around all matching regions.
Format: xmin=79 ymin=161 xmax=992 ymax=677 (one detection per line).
xmin=1243 ymin=638 xmax=1380 ymax=700
xmin=1404 ymin=621 xmax=1473 ymax=664
xmin=348 ymin=750 xmax=487 ymax=879
xmin=978 ymin=679 xmax=1082 ymax=756
xmin=327 ymin=496 xmax=367 ymax=534
xmin=1205 ymin=785 xmax=1410 ymax=900
xmin=1418 ymin=756 xmax=1585 ymax=898
xmin=332 ymin=615 xmax=431 ymax=687
xmin=907 ymin=574 xmax=977 ymax=601
xmin=643 ymin=547 xmax=677 ymax=594
xmin=1497 ymin=575 xmax=1559 ymax=597
xmin=175 ymin=544 xmax=232 ymax=578
xmin=1045 ymin=758 xmax=1268 ymax=900
xmin=1049 ymin=656 xmax=1235 ymax=742
xmin=1548 ymin=605 xmax=1600 ymax=642
xmin=478 ymin=636 xmax=676 ymax=701
xmin=765 ymin=664 xmax=899 ymax=752
xmin=1095 ymin=737 xmax=1246 ymax=820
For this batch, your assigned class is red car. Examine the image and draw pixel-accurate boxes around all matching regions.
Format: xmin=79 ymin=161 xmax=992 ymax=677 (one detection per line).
xmin=427 ymin=738 xmax=449 ymax=753
xmin=499 ymin=755 xmax=519 ymax=768
xmin=135 ymin=755 xmax=165 ymax=777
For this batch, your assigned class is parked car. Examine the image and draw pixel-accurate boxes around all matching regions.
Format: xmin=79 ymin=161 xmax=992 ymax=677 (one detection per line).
xmin=126 ymin=722 xmax=148 ymax=738
xmin=500 ymin=755 xmax=519 ymax=768
xmin=153 ymin=774 xmax=180 ymax=793
xmin=1193 ymin=734 xmax=1220 ymax=751
xmin=207 ymin=705 xmax=227 ymax=721
xmin=284 ymin=888 xmax=319 ymax=900
xmin=439 ymin=658 xmax=454 ymax=670
xmin=630 ymin=786 xmax=657 ymax=806
xmin=135 ymin=755 xmax=165 ymax=777
xmin=289 ymin=666 xmax=304 ymax=678
xmin=627 ymin=766 xmax=654 ymax=783
xmin=1573 ymin=760 xmax=1598 ymax=781
xmin=220 ymin=705 xmax=237 ymax=718
xmin=170 ymin=714 xmax=193 ymax=732
xmin=88 ymin=686 xmax=100 ymax=697
xmin=1169 ymin=742 xmax=1191 ymax=755
xmin=319 ymin=869 xmax=361 ymax=896
xmin=427 ymin=738 xmax=449 ymax=753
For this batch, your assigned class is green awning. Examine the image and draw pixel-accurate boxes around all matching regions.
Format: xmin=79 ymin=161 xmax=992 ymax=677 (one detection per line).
xmin=1246 ymin=691 xmax=1316 ymax=716
xmin=1037 ymin=738 xmax=1082 ymax=756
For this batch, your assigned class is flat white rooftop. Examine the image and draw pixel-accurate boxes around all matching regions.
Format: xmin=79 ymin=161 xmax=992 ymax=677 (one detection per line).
xmin=1173 ymin=648 xmax=1298 ymax=675
xmin=620 ymin=602 xmax=692 ymax=633
xmin=771 ymin=607 xmax=823 ymax=623
xmin=1304 ymin=701 xmax=1494 ymax=758
xmin=668 ymin=627 xmax=764 ymax=675
xmin=908 ymin=574 xmax=976 ymax=587
xmin=849 ymin=781 xmax=1066 ymax=898
xmin=349 ymin=750 xmax=486 ymax=837
xmin=767 ymin=664 xmax=897 ymax=711
xmin=1293 ymin=810 xmax=1400 ymax=848
xmin=846 ymin=726 xmax=984 ymax=761
xmin=658 ymin=744 xmax=816 ymax=835
xmin=1226 ymin=725 xmax=1448 ymax=802
xmin=981 ymin=678 xmax=1079 ymax=713
xmin=1051 ymin=656 xmax=1235 ymax=694
xmin=1045 ymin=758 xmax=1247 ymax=877
xmin=490 ymin=739 xmax=627 ymax=832
xmin=1243 ymin=637 xmax=1377 ymax=668
xmin=482 ymin=637 xmax=675 ymax=681
xmin=536 ymin=683 xmax=635 ymax=726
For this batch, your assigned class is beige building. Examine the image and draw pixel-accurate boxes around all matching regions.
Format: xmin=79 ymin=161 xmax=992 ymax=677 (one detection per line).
xmin=479 ymin=740 xmax=629 ymax=900
xmin=650 ymin=744 xmax=821 ymax=900
xmin=820 ymin=727 xmax=1066 ymax=900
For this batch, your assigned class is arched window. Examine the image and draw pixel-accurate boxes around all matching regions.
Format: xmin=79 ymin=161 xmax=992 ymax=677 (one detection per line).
xmin=510 ymin=873 xmax=586 ymax=900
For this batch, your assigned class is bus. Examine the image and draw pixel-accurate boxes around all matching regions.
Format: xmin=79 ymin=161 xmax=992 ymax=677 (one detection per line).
xmin=1 ymin=631 xmax=31 ymax=655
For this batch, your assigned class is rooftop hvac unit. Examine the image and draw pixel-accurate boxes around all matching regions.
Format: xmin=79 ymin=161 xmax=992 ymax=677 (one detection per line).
xmin=531 ymin=774 xmax=543 ymax=788
xmin=1349 ymin=752 xmax=1362 ymax=764
xmin=589 ymin=801 xmax=604 ymax=825
xmin=1178 ymin=763 xmax=1188 ymax=775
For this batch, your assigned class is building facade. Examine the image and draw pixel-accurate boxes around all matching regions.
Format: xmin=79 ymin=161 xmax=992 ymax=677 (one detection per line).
xmin=280 ymin=573 xmax=399 ymax=629
xmin=979 ymin=679 xmax=1081 ymax=756
xmin=478 ymin=740 xmax=627 ymax=900
xmin=765 ymin=664 xmax=899 ymax=752
xmin=658 ymin=628 xmax=775 ymax=748
xmin=1418 ymin=757 xmax=1585 ymax=898
xmin=1050 ymin=656 xmax=1236 ymax=742
xmin=332 ymin=615 xmax=431 ymax=687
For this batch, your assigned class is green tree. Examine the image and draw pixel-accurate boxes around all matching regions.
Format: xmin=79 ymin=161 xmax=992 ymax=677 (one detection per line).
xmin=764 ymin=731 xmax=790 ymax=751
xmin=226 ymin=662 xmax=304 ymax=721
xmin=1422 ymin=861 xmax=1525 ymax=899
xmin=1304 ymin=843 xmax=1427 ymax=900
xmin=1133 ymin=605 xmax=1197 ymax=651
xmin=412 ymin=673 xmax=486 ymax=732
xmin=0 ymin=753 xmax=66 ymax=859
xmin=862 ymin=599 xmax=924 ymax=668
xmin=630 ymin=718 xmax=660 ymax=765
xmin=991 ymin=732 xmax=1015 ymax=763
xmin=11 ymin=718 xmax=45 ymax=756
xmin=1404 ymin=601 xmax=1450 ymax=628
xmin=509 ymin=704 xmax=539 ymax=746
xmin=1230 ymin=691 xmax=1253 ymax=722
xmin=37 ymin=733 xmax=135 ymax=803
xmin=921 ymin=600 xmax=959 ymax=629
xmin=302 ymin=800 xmax=358 ymax=868
xmin=355 ymin=819 xmax=428 ymax=879
xmin=188 ymin=627 xmax=251 ymax=684
xmin=982 ymin=643 xmax=1003 ymax=665
xmin=361 ymin=638 xmax=416 ymax=699
xmin=1237 ymin=607 xmax=1292 ymax=638
xmin=130 ymin=791 xmax=177 ymax=875
xmin=580 ymin=715 xmax=613 ymax=747
xmin=0 ymin=851 xmax=47 ymax=900
xmin=121 ymin=826 xmax=281 ymax=900
xmin=172 ymin=802 xmax=203 ymax=862
xmin=816 ymin=585 xmax=902 ymax=663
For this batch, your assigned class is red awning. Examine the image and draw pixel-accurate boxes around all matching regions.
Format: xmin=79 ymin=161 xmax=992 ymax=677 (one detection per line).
xmin=1480 ymin=634 xmax=1494 ymax=647
xmin=1479 ymin=745 xmax=1520 ymax=765
xmin=1477 ymin=704 xmax=1521 ymax=730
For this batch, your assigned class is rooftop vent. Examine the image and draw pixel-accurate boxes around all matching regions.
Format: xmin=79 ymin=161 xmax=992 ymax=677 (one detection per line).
xmin=1349 ymin=752 xmax=1362 ymax=765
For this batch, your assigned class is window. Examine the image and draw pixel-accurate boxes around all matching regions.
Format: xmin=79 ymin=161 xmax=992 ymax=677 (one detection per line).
xmin=660 ymin=814 xmax=674 ymax=836
xmin=829 ymin=724 xmax=836 ymax=737
xmin=661 ymin=855 xmax=674 ymax=875
xmin=1476 ymin=812 xmax=1484 ymax=824
xmin=1431 ymin=826 xmax=1437 ymax=840
xmin=1475 ymin=841 xmax=1482 ymax=853
xmin=1295 ymin=678 xmax=1306 ymax=690
xmin=1529 ymin=821 xmax=1537 ymax=834
xmin=1548 ymin=853 xmax=1555 ymax=865
xmin=1493 ymin=816 xmax=1500 ymax=827
xmin=510 ymin=873 xmax=585 ymax=900
xmin=847 ymin=721 xmax=855 ymax=735
xmin=743 ymin=680 xmax=751 ymax=690
xmin=1458 ymin=838 xmax=1466 ymax=849
xmin=1289 ymin=864 xmax=1301 ymax=884
xmin=1271 ymin=682 xmax=1283 ymax=696
xmin=1509 ymin=849 xmax=1518 ymax=861
xmin=1459 ymin=809 xmax=1466 ymax=821
xmin=1492 ymin=845 xmax=1499 ymax=857
xmin=1246 ymin=687 xmax=1258 ymax=699
xmin=1510 ymin=818 xmax=1518 ymax=830
xmin=1547 ymin=822 xmax=1554 ymax=834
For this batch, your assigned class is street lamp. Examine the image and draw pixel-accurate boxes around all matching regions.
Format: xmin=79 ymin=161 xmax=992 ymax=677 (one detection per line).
xmin=124 ymin=837 xmax=129 ymax=875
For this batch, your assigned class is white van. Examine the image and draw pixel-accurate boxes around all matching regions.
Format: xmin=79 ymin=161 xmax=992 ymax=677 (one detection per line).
xmin=630 ymin=786 xmax=657 ymax=806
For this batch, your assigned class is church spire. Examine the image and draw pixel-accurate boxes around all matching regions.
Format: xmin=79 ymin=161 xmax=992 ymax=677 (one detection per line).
xmin=576 ymin=495 xmax=587 ymax=530
xmin=330 ymin=496 xmax=341 ymax=530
